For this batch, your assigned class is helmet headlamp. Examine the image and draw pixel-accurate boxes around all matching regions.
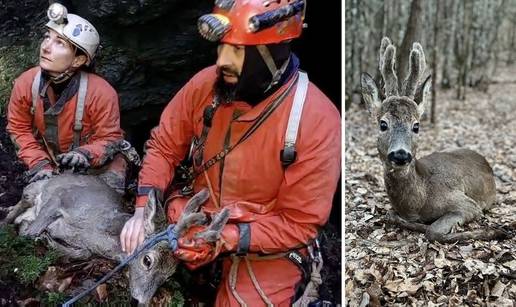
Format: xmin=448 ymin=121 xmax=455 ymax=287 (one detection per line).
xmin=197 ymin=14 xmax=231 ymax=42
xmin=47 ymin=2 xmax=68 ymax=24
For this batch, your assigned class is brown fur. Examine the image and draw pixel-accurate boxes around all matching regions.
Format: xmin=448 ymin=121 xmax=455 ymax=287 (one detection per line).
xmin=361 ymin=37 xmax=498 ymax=242
xmin=5 ymin=174 xmax=228 ymax=304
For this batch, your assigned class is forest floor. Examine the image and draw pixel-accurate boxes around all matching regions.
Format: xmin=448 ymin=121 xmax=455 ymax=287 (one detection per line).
xmin=345 ymin=65 xmax=516 ymax=306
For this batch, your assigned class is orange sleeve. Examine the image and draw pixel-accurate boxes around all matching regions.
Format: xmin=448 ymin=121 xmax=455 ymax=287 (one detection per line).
xmin=76 ymin=79 xmax=124 ymax=167
xmin=222 ymin=91 xmax=342 ymax=254
xmin=6 ymin=75 xmax=53 ymax=170
xmin=135 ymin=76 xmax=200 ymax=207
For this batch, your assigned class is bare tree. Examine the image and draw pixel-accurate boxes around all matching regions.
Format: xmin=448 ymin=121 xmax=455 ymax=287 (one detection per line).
xmin=397 ymin=0 xmax=424 ymax=87
xmin=431 ymin=0 xmax=440 ymax=124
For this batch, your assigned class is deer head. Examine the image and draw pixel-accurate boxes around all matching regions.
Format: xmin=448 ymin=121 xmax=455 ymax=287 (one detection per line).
xmin=361 ymin=37 xmax=432 ymax=170
xmin=128 ymin=188 xmax=229 ymax=304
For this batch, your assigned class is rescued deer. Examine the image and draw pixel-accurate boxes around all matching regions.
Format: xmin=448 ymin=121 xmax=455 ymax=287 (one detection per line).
xmin=360 ymin=37 xmax=504 ymax=243
xmin=1 ymin=173 xmax=229 ymax=304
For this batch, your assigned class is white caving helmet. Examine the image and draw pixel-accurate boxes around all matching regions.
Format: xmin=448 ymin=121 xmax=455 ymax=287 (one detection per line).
xmin=45 ymin=3 xmax=100 ymax=65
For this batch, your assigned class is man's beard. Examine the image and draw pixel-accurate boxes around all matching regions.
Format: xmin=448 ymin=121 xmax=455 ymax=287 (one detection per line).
xmin=214 ymin=68 xmax=238 ymax=104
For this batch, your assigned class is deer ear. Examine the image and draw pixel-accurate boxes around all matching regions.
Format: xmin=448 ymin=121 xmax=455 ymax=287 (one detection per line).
xmin=361 ymin=72 xmax=382 ymax=117
xmin=143 ymin=189 xmax=167 ymax=237
xmin=414 ymin=75 xmax=432 ymax=117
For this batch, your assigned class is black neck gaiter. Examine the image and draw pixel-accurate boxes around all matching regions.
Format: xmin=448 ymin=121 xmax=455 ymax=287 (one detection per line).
xmin=40 ymin=70 xmax=80 ymax=114
xmin=214 ymin=43 xmax=300 ymax=106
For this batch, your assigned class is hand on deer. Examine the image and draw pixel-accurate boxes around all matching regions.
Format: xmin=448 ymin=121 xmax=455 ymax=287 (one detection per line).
xmin=56 ymin=150 xmax=90 ymax=170
xmin=174 ymin=208 xmax=231 ymax=270
xmin=120 ymin=207 xmax=145 ymax=255
xmin=28 ymin=167 xmax=54 ymax=183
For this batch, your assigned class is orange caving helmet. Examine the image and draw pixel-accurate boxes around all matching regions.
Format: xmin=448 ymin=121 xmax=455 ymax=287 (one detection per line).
xmin=198 ymin=0 xmax=306 ymax=45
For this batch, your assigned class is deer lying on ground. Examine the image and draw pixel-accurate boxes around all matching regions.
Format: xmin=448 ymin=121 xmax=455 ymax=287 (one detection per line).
xmin=360 ymin=37 xmax=505 ymax=243
xmin=0 ymin=173 xmax=228 ymax=304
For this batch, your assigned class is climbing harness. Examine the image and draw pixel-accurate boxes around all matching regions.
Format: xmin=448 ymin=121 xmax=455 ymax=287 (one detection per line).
xmin=226 ymin=236 xmax=326 ymax=307
xmin=31 ymin=69 xmax=89 ymax=152
xmin=118 ymin=139 xmax=141 ymax=167
xmin=292 ymin=238 xmax=325 ymax=307
xmin=173 ymin=71 xmax=308 ymax=197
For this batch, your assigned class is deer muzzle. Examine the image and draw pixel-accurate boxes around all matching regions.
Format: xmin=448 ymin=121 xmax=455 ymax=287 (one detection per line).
xmin=388 ymin=149 xmax=412 ymax=166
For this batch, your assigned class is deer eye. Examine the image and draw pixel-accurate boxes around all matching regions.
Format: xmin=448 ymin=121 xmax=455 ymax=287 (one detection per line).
xmin=379 ymin=120 xmax=388 ymax=131
xmin=412 ymin=122 xmax=420 ymax=133
xmin=142 ymin=255 xmax=153 ymax=269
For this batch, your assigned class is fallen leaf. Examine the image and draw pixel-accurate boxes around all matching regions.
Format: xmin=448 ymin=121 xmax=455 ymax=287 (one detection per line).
xmin=502 ymin=260 xmax=516 ymax=270
xmin=366 ymin=282 xmax=382 ymax=307
xmin=95 ymin=284 xmax=108 ymax=302
xmin=491 ymin=281 xmax=506 ymax=297
xmin=358 ymin=292 xmax=370 ymax=307
xmin=16 ymin=298 xmax=39 ymax=307
xmin=58 ymin=276 xmax=73 ymax=292
xmin=384 ymin=278 xmax=421 ymax=295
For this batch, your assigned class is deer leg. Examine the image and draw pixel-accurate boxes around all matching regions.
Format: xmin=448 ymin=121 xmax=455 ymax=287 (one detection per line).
xmin=43 ymin=233 xmax=92 ymax=260
xmin=21 ymin=196 xmax=62 ymax=237
xmin=426 ymin=211 xmax=509 ymax=243
xmin=432 ymin=228 xmax=509 ymax=243
xmin=0 ymin=200 xmax=32 ymax=226
xmin=423 ymin=192 xmax=508 ymax=242
xmin=195 ymin=208 xmax=230 ymax=243
xmin=425 ymin=212 xmax=467 ymax=242
xmin=385 ymin=211 xmax=429 ymax=233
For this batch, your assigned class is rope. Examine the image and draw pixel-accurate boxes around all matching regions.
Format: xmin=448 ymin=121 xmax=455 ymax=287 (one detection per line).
xmin=228 ymin=251 xmax=321 ymax=306
xmin=244 ymin=258 xmax=273 ymax=306
xmin=229 ymin=255 xmax=248 ymax=307
xmin=292 ymin=259 xmax=324 ymax=307
xmin=62 ymin=224 xmax=178 ymax=306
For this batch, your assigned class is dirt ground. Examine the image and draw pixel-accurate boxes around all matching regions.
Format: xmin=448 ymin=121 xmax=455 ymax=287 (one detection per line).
xmin=345 ymin=65 xmax=516 ymax=306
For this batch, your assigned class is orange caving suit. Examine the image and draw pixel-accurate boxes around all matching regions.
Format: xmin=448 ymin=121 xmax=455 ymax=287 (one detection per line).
xmin=136 ymin=66 xmax=341 ymax=306
xmin=7 ymin=67 xmax=124 ymax=173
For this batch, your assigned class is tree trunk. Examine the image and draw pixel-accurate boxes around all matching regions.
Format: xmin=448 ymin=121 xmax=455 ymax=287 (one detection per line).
xmin=456 ymin=0 xmax=473 ymax=100
xmin=431 ymin=0 xmax=439 ymax=124
xmin=397 ymin=0 xmax=424 ymax=88
xmin=508 ymin=20 xmax=516 ymax=64
xmin=441 ymin=0 xmax=458 ymax=89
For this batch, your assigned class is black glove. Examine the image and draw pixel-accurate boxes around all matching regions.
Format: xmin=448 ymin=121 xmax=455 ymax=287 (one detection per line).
xmin=29 ymin=168 xmax=54 ymax=183
xmin=56 ymin=150 xmax=90 ymax=169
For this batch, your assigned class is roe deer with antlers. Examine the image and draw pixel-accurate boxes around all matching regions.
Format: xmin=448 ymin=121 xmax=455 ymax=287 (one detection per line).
xmin=1 ymin=173 xmax=229 ymax=304
xmin=360 ymin=37 xmax=504 ymax=243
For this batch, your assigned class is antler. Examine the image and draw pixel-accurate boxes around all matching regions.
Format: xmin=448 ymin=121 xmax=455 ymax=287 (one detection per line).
xmin=174 ymin=189 xmax=209 ymax=236
xmin=194 ymin=208 xmax=230 ymax=243
xmin=379 ymin=37 xmax=427 ymax=99
xmin=402 ymin=43 xmax=426 ymax=98
xmin=378 ymin=37 xmax=391 ymax=73
xmin=380 ymin=39 xmax=399 ymax=96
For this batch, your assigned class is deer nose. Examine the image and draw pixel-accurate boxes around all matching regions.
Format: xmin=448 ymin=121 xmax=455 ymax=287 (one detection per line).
xmin=388 ymin=149 xmax=412 ymax=165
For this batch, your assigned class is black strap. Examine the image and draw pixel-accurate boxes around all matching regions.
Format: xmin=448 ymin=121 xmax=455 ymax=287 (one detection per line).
xmin=287 ymin=250 xmax=308 ymax=279
xmin=137 ymin=186 xmax=155 ymax=196
xmin=236 ymin=223 xmax=251 ymax=256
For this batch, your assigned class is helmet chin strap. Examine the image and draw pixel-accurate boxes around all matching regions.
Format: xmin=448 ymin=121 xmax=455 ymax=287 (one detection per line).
xmin=48 ymin=68 xmax=76 ymax=84
xmin=46 ymin=45 xmax=80 ymax=84
xmin=256 ymin=45 xmax=290 ymax=93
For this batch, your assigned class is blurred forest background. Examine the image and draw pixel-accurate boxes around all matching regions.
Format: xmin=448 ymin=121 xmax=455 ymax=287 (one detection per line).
xmin=345 ymin=0 xmax=516 ymax=114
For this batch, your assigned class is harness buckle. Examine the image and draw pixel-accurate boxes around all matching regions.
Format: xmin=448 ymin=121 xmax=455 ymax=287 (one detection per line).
xmin=119 ymin=140 xmax=131 ymax=151
xmin=280 ymin=145 xmax=297 ymax=168
xmin=307 ymin=238 xmax=322 ymax=265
